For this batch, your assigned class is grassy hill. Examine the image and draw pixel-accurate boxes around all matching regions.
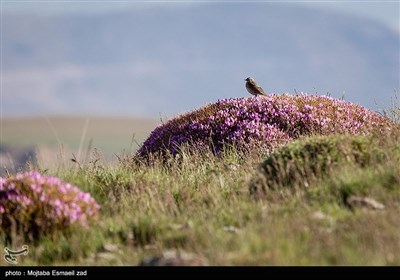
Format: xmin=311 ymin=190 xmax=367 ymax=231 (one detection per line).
xmin=1 ymin=97 xmax=399 ymax=266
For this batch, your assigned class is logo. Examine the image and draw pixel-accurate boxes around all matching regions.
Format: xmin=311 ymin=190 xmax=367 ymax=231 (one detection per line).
xmin=4 ymin=245 xmax=29 ymax=265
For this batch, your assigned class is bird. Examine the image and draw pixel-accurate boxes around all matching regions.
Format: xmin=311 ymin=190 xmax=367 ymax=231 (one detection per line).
xmin=244 ymin=77 xmax=267 ymax=96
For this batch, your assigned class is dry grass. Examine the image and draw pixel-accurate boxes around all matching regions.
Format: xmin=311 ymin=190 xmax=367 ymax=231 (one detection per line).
xmin=1 ymin=128 xmax=399 ymax=266
xmin=1 ymin=98 xmax=399 ymax=266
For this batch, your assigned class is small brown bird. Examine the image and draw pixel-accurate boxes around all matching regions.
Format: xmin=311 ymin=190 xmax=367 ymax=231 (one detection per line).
xmin=245 ymin=77 xmax=267 ymax=96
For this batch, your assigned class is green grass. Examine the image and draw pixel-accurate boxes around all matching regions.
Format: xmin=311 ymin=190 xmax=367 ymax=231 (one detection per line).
xmin=2 ymin=96 xmax=400 ymax=266
xmin=2 ymin=126 xmax=399 ymax=266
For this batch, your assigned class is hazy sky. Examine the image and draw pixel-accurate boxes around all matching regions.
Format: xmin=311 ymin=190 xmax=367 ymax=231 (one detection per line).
xmin=310 ymin=1 xmax=399 ymax=33
xmin=2 ymin=0 xmax=399 ymax=33
xmin=2 ymin=0 xmax=399 ymax=118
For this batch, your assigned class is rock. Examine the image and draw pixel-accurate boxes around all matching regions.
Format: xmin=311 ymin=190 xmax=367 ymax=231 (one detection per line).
xmin=310 ymin=211 xmax=331 ymax=221
xmin=223 ymin=226 xmax=240 ymax=234
xmin=102 ymin=243 xmax=121 ymax=253
xmin=83 ymin=243 xmax=122 ymax=264
xmin=170 ymin=223 xmax=191 ymax=231
xmin=226 ymin=163 xmax=240 ymax=171
xmin=144 ymin=244 xmax=157 ymax=250
xmin=96 ymin=252 xmax=119 ymax=261
xmin=310 ymin=211 xmax=334 ymax=232
xmin=139 ymin=250 xmax=207 ymax=266
xmin=347 ymin=196 xmax=385 ymax=210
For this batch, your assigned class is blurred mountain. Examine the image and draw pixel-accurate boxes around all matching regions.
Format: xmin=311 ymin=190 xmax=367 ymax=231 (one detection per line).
xmin=3 ymin=3 xmax=399 ymax=117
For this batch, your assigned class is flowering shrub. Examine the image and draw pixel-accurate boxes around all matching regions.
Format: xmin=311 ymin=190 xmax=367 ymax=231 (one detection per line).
xmin=0 ymin=171 xmax=100 ymax=238
xmin=137 ymin=94 xmax=392 ymax=159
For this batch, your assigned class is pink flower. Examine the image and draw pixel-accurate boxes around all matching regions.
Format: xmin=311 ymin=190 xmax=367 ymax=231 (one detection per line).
xmin=0 ymin=171 xmax=100 ymax=235
xmin=137 ymin=94 xmax=391 ymax=159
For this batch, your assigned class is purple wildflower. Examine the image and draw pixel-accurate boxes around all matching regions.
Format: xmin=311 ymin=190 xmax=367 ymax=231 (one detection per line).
xmin=137 ymin=94 xmax=391 ymax=159
xmin=0 ymin=171 xmax=100 ymax=237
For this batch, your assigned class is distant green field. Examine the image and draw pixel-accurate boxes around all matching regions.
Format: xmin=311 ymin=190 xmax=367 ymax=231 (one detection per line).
xmin=1 ymin=116 xmax=159 ymax=155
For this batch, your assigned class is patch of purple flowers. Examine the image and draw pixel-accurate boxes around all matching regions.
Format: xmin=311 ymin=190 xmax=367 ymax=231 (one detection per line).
xmin=137 ymin=94 xmax=392 ymax=158
xmin=0 ymin=171 xmax=100 ymax=237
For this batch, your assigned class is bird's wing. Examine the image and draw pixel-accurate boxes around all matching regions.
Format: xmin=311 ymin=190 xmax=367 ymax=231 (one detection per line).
xmin=255 ymin=85 xmax=266 ymax=95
